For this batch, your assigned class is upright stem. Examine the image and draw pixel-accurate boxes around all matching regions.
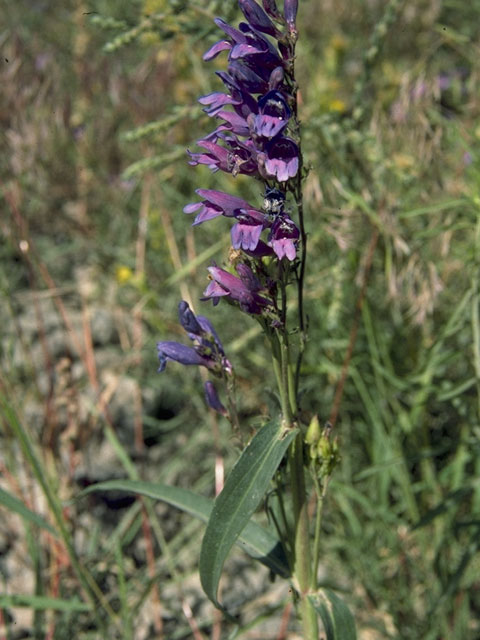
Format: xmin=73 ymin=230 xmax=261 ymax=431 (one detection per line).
xmin=275 ymin=289 xmax=317 ymax=637
xmin=278 ymin=28 xmax=318 ymax=640
xmin=272 ymin=335 xmax=292 ymax=422
xmin=289 ymin=433 xmax=318 ymax=639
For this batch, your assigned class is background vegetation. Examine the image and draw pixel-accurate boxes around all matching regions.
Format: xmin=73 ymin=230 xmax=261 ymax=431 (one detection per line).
xmin=1 ymin=0 xmax=479 ymax=638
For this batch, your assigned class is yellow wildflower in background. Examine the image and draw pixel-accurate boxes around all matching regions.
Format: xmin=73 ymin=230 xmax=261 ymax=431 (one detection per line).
xmin=116 ymin=265 xmax=133 ymax=284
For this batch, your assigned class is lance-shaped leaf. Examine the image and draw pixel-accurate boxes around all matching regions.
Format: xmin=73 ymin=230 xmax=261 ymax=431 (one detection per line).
xmin=308 ymin=589 xmax=357 ymax=640
xmin=77 ymin=479 xmax=289 ymax=578
xmin=199 ymin=420 xmax=297 ymax=610
xmin=0 ymin=487 xmax=58 ymax=537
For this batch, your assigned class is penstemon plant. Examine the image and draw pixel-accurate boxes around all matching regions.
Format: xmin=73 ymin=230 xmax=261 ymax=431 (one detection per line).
xmin=155 ymin=1 xmax=355 ymax=637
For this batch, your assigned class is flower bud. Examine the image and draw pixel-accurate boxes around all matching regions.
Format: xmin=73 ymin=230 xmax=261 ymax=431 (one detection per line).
xmin=305 ymin=415 xmax=321 ymax=445
xmin=204 ymin=381 xmax=227 ymax=416
xmin=262 ymin=0 xmax=281 ymax=20
xmin=284 ymin=0 xmax=298 ymax=26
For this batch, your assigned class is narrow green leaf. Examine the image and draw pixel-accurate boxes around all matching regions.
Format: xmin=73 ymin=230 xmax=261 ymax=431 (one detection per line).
xmin=308 ymin=589 xmax=357 ymax=640
xmin=0 ymin=594 xmax=91 ymax=612
xmin=199 ymin=420 xmax=297 ymax=609
xmin=0 ymin=487 xmax=58 ymax=537
xmin=78 ymin=479 xmax=289 ymax=578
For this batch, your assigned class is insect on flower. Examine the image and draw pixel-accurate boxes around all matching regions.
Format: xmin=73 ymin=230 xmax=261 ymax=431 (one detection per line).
xmin=263 ymin=186 xmax=286 ymax=217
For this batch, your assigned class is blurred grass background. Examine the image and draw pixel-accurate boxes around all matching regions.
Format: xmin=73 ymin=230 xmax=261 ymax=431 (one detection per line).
xmin=1 ymin=0 xmax=479 ymax=638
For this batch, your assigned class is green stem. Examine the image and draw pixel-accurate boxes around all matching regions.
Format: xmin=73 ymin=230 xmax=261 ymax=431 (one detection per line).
xmin=272 ymin=339 xmax=291 ymax=421
xmin=311 ymin=475 xmax=329 ymax=589
xmin=289 ymin=433 xmax=318 ymax=639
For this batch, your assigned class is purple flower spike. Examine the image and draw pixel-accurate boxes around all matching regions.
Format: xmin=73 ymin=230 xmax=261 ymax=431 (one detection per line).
xmin=264 ymin=136 xmax=299 ymax=181
xmin=268 ymin=214 xmax=300 ymax=260
xmin=157 ymin=342 xmax=206 ymax=372
xmin=255 ymin=90 xmax=291 ymax=138
xmin=239 ymin=0 xmax=277 ymax=36
xmin=204 ymin=381 xmax=227 ymax=416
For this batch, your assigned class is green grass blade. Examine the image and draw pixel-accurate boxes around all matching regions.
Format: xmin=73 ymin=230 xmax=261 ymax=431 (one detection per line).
xmin=0 ymin=487 xmax=58 ymax=537
xmin=78 ymin=478 xmax=290 ymax=579
xmin=0 ymin=396 xmax=117 ymax=628
xmin=308 ymin=589 xmax=357 ymax=640
xmin=199 ymin=420 xmax=297 ymax=610
xmin=0 ymin=594 xmax=91 ymax=612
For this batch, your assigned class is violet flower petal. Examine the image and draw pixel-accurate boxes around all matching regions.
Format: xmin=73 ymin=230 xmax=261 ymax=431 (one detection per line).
xmin=178 ymin=301 xmax=203 ymax=336
xmin=199 ymin=91 xmax=241 ymax=116
xmin=264 ymin=136 xmax=299 ymax=181
xmin=196 ymin=315 xmax=225 ymax=354
xmin=214 ymin=18 xmax=248 ymax=43
xmin=203 ymin=39 xmax=232 ymax=61
xmin=231 ymin=221 xmax=263 ymax=251
xmin=268 ymin=214 xmax=300 ymax=260
xmin=204 ymin=380 xmax=227 ymax=416
xmin=196 ymin=189 xmax=253 ymax=215
xmin=157 ymin=342 xmax=205 ymax=372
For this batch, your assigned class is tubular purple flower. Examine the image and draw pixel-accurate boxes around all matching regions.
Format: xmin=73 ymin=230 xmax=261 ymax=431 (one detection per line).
xmin=202 ymin=265 xmax=270 ymax=314
xmin=230 ymin=36 xmax=283 ymax=71
xmin=255 ymin=90 xmax=291 ymax=138
xmin=215 ymin=110 xmax=251 ymax=136
xmin=230 ymin=206 xmax=268 ymax=250
xmin=239 ymin=0 xmax=278 ymax=37
xmin=189 ymin=135 xmax=261 ymax=177
xmin=157 ymin=342 xmax=207 ymax=372
xmin=264 ymin=136 xmax=299 ymax=181
xmin=184 ymin=189 xmax=255 ymax=226
xmin=187 ymin=139 xmax=230 ymax=172
xmin=268 ymin=214 xmax=300 ymax=260
xmin=158 ymin=302 xmax=228 ymax=374
xmin=204 ymin=381 xmax=228 ymax=416
xmin=236 ymin=262 xmax=262 ymax=291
